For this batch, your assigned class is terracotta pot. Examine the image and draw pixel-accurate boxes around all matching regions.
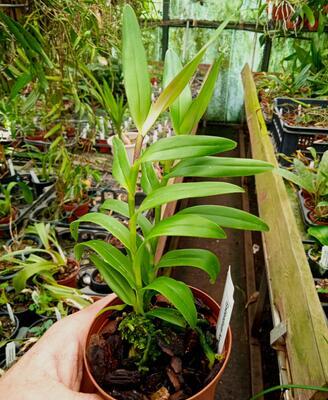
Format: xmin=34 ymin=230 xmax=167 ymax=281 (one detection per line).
xmin=56 ymin=258 xmax=80 ymax=288
xmin=96 ymin=139 xmax=111 ymax=154
xmin=81 ymin=287 xmax=232 ymax=400
xmin=305 ymin=18 xmax=319 ymax=31
xmin=309 ymin=210 xmax=328 ymax=226
xmin=301 ymin=189 xmax=312 ymax=201
xmin=63 ymin=197 xmax=91 ymax=222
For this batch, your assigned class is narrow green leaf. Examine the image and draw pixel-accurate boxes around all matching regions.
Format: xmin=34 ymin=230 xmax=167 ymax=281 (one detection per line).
xmin=139 ymin=181 xmax=244 ymax=212
xmin=144 ymin=276 xmax=197 ymax=328
xmin=141 ymin=135 xmax=236 ymax=162
xmin=179 ymin=57 xmax=222 ymax=135
xmin=163 ymin=49 xmax=192 ymax=133
xmin=100 ymin=198 xmax=153 ymax=236
xmin=7 ymin=181 xmax=33 ymax=204
xmin=141 ymin=19 xmax=229 ymax=136
xmin=141 ymin=162 xmax=160 ymax=194
xmin=178 ymin=205 xmax=269 ymax=231
xmin=146 ymin=307 xmax=187 ymax=328
xmin=146 ymin=214 xmax=226 ymax=240
xmin=302 ymin=4 xmax=315 ymax=27
xmin=90 ymin=254 xmax=136 ymax=306
xmin=308 ymin=226 xmax=328 ymax=246
xmin=70 ymin=213 xmax=131 ymax=250
xmin=13 ymin=261 xmax=54 ymax=292
xmin=10 ymin=72 xmax=33 ymax=99
xmin=122 ymin=5 xmax=151 ymax=131
xmin=157 ymin=249 xmax=220 ymax=283
xmin=168 ymin=157 xmax=273 ymax=178
xmin=112 ymin=137 xmax=132 ymax=191
xmin=74 ymin=240 xmax=135 ymax=288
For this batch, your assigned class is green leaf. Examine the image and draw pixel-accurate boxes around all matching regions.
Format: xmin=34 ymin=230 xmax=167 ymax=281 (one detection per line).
xmin=10 ymin=72 xmax=33 ymax=99
xmin=146 ymin=214 xmax=226 ymax=240
xmin=141 ymin=19 xmax=229 ymax=136
xmin=178 ymin=205 xmax=269 ymax=231
xmin=141 ymin=135 xmax=236 ymax=162
xmin=112 ymin=137 xmax=132 ymax=191
xmin=13 ymin=261 xmax=54 ymax=292
xmin=146 ymin=307 xmax=187 ymax=328
xmin=157 ymin=249 xmax=220 ymax=283
xmin=90 ymin=254 xmax=136 ymax=306
xmin=163 ymin=49 xmax=192 ymax=133
xmin=144 ymin=276 xmax=197 ymax=328
xmin=168 ymin=157 xmax=273 ymax=178
xmin=277 ymin=164 xmax=314 ymax=194
xmin=74 ymin=240 xmax=135 ymax=288
xmin=308 ymin=226 xmax=328 ymax=246
xmin=70 ymin=213 xmax=131 ymax=250
xmin=100 ymin=198 xmax=153 ymax=236
xmin=7 ymin=181 xmax=33 ymax=204
xmin=141 ymin=162 xmax=160 ymax=194
xmin=302 ymin=4 xmax=315 ymax=27
xmin=179 ymin=57 xmax=222 ymax=135
xmin=138 ymin=181 xmax=244 ymax=212
xmin=122 ymin=5 xmax=151 ymax=131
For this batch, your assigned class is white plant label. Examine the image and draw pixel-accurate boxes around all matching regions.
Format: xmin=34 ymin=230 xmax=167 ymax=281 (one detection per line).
xmin=216 ymin=266 xmax=234 ymax=354
xmin=99 ymin=117 xmax=105 ymax=140
xmin=54 ymin=307 xmax=62 ymax=321
xmin=5 ymin=342 xmax=16 ymax=368
xmin=30 ymin=169 xmax=40 ymax=184
xmin=8 ymin=159 xmax=15 ymax=176
xmin=319 ymin=246 xmax=328 ymax=271
xmin=6 ymin=303 xmax=15 ymax=324
xmin=81 ymin=123 xmax=89 ymax=139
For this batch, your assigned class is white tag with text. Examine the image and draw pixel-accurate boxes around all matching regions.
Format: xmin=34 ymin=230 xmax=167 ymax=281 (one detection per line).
xmin=320 ymin=246 xmax=328 ymax=271
xmin=216 ymin=266 xmax=234 ymax=354
xmin=8 ymin=159 xmax=15 ymax=176
xmin=5 ymin=342 xmax=16 ymax=368
xmin=30 ymin=169 xmax=40 ymax=184
xmin=6 ymin=303 xmax=15 ymax=324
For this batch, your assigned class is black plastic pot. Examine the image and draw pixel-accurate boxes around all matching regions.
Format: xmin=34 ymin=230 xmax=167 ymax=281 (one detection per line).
xmin=31 ymin=177 xmax=56 ymax=197
xmin=0 ymin=311 xmax=19 ymax=363
xmin=90 ymin=268 xmax=112 ymax=294
xmin=307 ymin=248 xmax=328 ymax=279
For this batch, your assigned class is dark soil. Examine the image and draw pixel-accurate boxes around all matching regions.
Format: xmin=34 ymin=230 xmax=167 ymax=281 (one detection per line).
xmin=0 ymin=315 xmax=15 ymax=340
xmin=87 ymin=301 xmax=223 ymax=400
xmin=54 ymin=259 xmax=78 ymax=280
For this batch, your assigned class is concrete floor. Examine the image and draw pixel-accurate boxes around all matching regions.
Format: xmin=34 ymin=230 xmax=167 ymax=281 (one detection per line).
xmin=172 ymin=127 xmax=252 ymax=400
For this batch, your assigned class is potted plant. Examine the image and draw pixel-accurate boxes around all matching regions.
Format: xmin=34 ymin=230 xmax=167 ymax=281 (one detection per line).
xmin=279 ymin=150 xmax=328 ymax=224
xmin=0 ymin=223 xmax=80 ymax=289
xmin=0 ymin=181 xmax=33 ymax=229
xmin=69 ymin=6 xmax=273 ymax=400
xmin=0 ymin=310 xmax=19 ymax=363
xmin=55 ymin=147 xmax=101 ymax=222
xmin=307 ymin=225 xmax=328 ymax=277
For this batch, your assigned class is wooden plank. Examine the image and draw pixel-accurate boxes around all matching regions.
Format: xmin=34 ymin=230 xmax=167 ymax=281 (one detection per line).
xmin=241 ymin=63 xmax=328 ymax=400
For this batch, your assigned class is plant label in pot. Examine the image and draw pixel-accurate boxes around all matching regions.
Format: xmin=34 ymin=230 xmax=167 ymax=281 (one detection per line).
xmin=216 ymin=267 xmax=234 ymax=354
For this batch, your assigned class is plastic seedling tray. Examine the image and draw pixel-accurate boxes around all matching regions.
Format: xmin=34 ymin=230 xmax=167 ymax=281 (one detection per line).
xmin=0 ymin=182 xmax=54 ymax=238
xmin=274 ymin=97 xmax=328 ymax=134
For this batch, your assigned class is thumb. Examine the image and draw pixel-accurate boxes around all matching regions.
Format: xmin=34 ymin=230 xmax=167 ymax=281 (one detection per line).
xmin=48 ymin=383 xmax=103 ymax=400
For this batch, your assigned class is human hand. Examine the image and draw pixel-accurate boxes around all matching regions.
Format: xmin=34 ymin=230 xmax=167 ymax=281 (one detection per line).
xmin=0 ymin=295 xmax=115 ymax=400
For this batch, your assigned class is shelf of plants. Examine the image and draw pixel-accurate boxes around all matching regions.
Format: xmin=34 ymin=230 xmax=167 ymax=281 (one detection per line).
xmin=242 ymin=63 xmax=328 ymax=400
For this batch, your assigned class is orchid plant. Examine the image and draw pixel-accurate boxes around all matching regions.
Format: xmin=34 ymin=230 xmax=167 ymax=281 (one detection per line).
xmin=70 ymin=5 xmax=273 ymax=366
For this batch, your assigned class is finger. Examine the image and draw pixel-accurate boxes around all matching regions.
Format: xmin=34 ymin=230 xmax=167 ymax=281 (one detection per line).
xmin=41 ymin=293 xmax=116 ymax=343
